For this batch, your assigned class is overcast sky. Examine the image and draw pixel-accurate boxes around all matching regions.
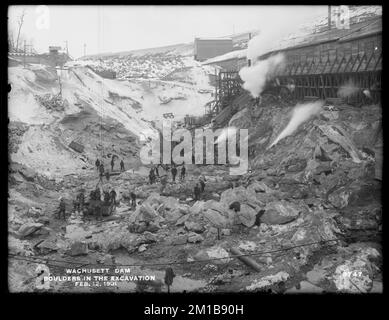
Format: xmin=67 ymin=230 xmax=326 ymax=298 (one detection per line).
xmin=8 ymin=5 xmax=328 ymax=58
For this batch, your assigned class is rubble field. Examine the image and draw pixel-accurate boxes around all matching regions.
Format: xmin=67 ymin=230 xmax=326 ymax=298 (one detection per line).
xmin=8 ymin=96 xmax=382 ymax=293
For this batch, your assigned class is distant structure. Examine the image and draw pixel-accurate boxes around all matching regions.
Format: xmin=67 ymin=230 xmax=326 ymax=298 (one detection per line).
xmin=8 ymin=45 xmax=71 ymax=67
xmin=49 ymin=46 xmax=61 ymax=55
xmin=194 ymin=37 xmax=233 ymax=61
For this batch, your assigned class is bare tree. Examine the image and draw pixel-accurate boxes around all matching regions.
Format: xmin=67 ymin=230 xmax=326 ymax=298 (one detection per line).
xmin=8 ymin=29 xmax=15 ymax=51
xmin=15 ymin=9 xmax=26 ymax=52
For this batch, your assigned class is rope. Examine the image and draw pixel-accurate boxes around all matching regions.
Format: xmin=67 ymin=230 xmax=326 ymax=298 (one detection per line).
xmin=9 ymin=238 xmax=340 ymax=268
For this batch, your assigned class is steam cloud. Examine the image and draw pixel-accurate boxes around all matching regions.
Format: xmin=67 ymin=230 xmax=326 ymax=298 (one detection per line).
xmin=239 ymin=53 xmax=285 ymax=98
xmin=268 ymin=100 xmax=324 ymax=149
xmin=337 ymin=80 xmax=360 ymax=98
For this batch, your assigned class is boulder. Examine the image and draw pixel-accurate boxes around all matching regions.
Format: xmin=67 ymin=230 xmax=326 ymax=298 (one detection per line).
xmin=17 ymin=222 xmax=43 ymax=238
xmin=260 ymin=201 xmax=301 ymax=225
xmin=68 ymin=241 xmax=88 ymax=256
xmin=187 ymin=232 xmax=204 ymax=243
xmin=175 ymin=214 xmax=190 ymax=226
xmin=220 ymin=186 xmax=261 ymax=210
xmin=189 ymin=201 xmax=206 ymax=215
xmin=36 ymin=237 xmax=58 ymax=254
xmin=184 ymin=221 xmax=204 ymax=233
xmin=171 ymin=234 xmax=188 ymax=245
xmin=203 ymin=209 xmax=232 ymax=229
xmin=18 ymin=167 xmax=36 ymax=182
xmin=236 ymin=204 xmax=257 ymax=227
xmin=165 ymin=208 xmax=184 ymax=223
xmin=194 ymin=246 xmax=231 ymax=265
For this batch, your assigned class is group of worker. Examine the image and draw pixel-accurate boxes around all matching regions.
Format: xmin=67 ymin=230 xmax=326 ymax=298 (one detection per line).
xmin=95 ymin=157 xmax=126 ymax=183
xmin=56 ymin=185 xmax=124 ymax=221
xmin=148 ymin=164 xmax=186 ymax=185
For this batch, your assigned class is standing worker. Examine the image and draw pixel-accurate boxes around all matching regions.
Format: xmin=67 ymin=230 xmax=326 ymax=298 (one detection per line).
xmin=105 ymin=170 xmax=110 ymax=182
xmin=180 ymin=165 xmax=186 ymax=181
xmin=76 ymin=189 xmax=85 ymax=215
xmin=120 ymin=159 xmax=125 ymax=172
xmin=110 ymin=188 xmax=117 ymax=206
xmin=194 ymin=183 xmax=201 ymax=201
xmin=95 ymin=158 xmax=100 ymax=171
xmin=99 ymin=163 xmax=105 ymax=183
xmin=199 ymin=176 xmax=206 ymax=193
xmin=171 ymin=165 xmax=177 ymax=183
xmin=149 ymin=167 xmax=155 ymax=184
xmin=155 ymin=165 xmax=159 ymax=177
xmin=111 ymin=156 xmax=115 ymax=172
xmin=160 ymin=175 xmax=167 ymax=193
xmin=57 ymin=197 xmax=66 ymax=220
xmin=130 ymin=191 xmax=137 ymax=208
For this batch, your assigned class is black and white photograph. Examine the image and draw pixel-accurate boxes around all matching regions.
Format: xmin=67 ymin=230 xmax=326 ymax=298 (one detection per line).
xmin=7 ymin=5 xmax=382 ymax=295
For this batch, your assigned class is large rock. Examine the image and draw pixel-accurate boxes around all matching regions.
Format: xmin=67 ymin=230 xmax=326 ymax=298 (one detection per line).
xmin=189 ymin=201 xmax=206 ymax=215
xmin=129 ymin=203 xmax=163 ymax=225
xmin=187 ymin=232 xmax=204 ymax=243
xmin=17 ymin=222 xmax=43 ymax=238
xmin=18 ymin=166 xmax=36 ymax=182
xmin=194 ymin=246 xmax=231 ymax=265
xmin=260 ymin=201 xmax=302 ymax=225
xmin=184 ymin=221 xmax=204 ymax=233
xmin=328 ymin=181 xmax=380 ymax=209
xmin=164 ymin=208 xmax=184 ymax=223
xmin=68 ymin=241 xmax=88 ymax=256
xmin=220 ymin=186 xmax=262 ymax=210
xmin=236 ymin=204 xmax=257 ymax=227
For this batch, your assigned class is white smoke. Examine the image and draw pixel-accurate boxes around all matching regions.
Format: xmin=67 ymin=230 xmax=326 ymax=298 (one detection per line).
xmin=337 ymin=80 xmax=360 ymax=98
xmin=268 ymin=100 xmax=324 ymax=149
xmin=239 ymin=53 xmax=285 ymax=98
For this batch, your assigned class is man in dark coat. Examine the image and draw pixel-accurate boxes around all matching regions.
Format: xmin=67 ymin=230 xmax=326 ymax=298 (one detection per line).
xmin=110 ymin=188 xmax=117 ymax=206
xmin=130 ymin=191 xmax=137 ymax=208
xmin=95 ymin=158 xmax=100 ymax=171
xmin=58 ymin=197 xmax=66 ymax=220
xmin=103 ymin=191 xmax=111 ymax=205
xmin=111 ymin=157 xmax=115 ymax=171
xmin=120 ymin=160 xmax=125 ymax=172
xmin=99 ymin=163 xmax=105 ymax=183
xmin=199 ymin=176 xmax=206 ymax=193
xmin=105 ymin=170 xmax=110 ymax=181
xmin=75 ymin=190 xmax=85 ymax=213
xmin=180 ymin=166 xmax=186 ymax=181
xmin=171 ymin=166 xmax=178 ymax=182
xmin=194 ymin=183 xmax=201 ymax=201
xmin=149 ymin=168 xmax=155 ymax=184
